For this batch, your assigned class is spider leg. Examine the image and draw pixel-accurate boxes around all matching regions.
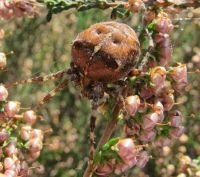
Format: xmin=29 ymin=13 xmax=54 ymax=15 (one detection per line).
xmin=5 ymin=69 xmax=67 ymax=89
xmin=34 ymin=78 xmax=68 ymax=109
xmin=89 ymin=113 xmax=96 ymax=166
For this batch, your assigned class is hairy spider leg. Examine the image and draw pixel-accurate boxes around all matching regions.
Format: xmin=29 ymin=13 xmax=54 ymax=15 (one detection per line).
xmin=89 ymin=113 xmax=96 ymax=167
xmin=35 ymin=78 xmax=68 ymax=109
xmin=5 ymin=69 xmax=67 ymax=89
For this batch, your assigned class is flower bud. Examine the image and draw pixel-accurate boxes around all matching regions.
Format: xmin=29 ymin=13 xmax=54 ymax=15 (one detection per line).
xmin=3 ymin=157 xmax=15 ymax=170
xmin=126 ymin=0 xmax=143 ymax=12
xmin=153 ymin=137 xmax=171 ymax=147
xmin=0 ymin=85 xmax=8 ymax=101
xmin=0 ymin=52 xmax=6 ymax=69
xmin=0 ymin=131 xmax=9 ymax=143
xmin=30 ymin=129 xmax=44 ymax=140
xmin=136 ymin=151 xmax=149 ymax=168
xmin=20 ymin=125 xmax=32 ymax=141
xmin=143 ymin=10 xmax=156 ymax=25
xmin=116 ymin=138 xmax=137 ymax=162
xmin=125 ymin=95 xmax=140 ymax=116
xmin=170 ymin=64 xmax=187 ymax=92
xmin=27 ymin=138 xmax=43 ymax=153
xmin=150 ymin=66 xmax=167 ymax=94
xmin=23 ymin=110 xmax=37 ymax=125
xmin=5 ymin=141 xmax=18 ymax=156
xmin=155 ymin=12 xmax=174 ymax=33
xmin=96 ymin=161 xmax=113 ymax=176
xmin=28 ymin=150 xmax=41 ymax=162
xmin=4 ymin=169 xmax=17 ymax=177
xmin=139 ymin=130 xmax=156 ymax=142
xmin=170 ymin=126 xmax=184 ymax=139
xmin=142 ymin=113 xmax=160 ymax=130
xmin=169 ymin=110 xmax=182 ymax=127
xmin=4 ymin=101 xmax=20 ymax=117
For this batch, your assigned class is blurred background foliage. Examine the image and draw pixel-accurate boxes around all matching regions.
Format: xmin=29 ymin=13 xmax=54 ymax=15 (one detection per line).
xmin=0 ymin=5 xmax=200 ymax=177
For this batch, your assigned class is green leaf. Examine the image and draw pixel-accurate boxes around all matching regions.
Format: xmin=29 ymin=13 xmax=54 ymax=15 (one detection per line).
xmin=147 ymin=20 xmax=157 ymax=30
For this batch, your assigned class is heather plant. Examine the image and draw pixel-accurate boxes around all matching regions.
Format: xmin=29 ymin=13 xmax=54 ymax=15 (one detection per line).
xmin=0 ymin=0 xmax=200 ymax=177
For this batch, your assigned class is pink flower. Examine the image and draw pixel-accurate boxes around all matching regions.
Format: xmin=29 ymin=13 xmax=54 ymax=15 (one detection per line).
xmin=155 ymin=12 xmax=174 ymax=33
xmin=136 ymin=151 xmax=149 ymax=168
xmin=4 ymin=101 xmax=20 ymax=117
xmin=5 ymin=141 xmax=18 ymax=157
xmin=20 ymin=125 xmax=32 ymax=141
xmin=169 ymin=126 xmax=184 ymax=139
xmin=4 ymin=169 xmax=17 ymax=177
xmin=125 ymin=95 xmax=140 ymax=116
xmin=0 ymin=85 xmax=8 ymax=101
xmin=23 ymin=110 xmax=37 ymax=125
xmin=116 ymin=138 xmax=138 ymax=161
xmin=139 ymin=130 xmax=156 ymax=142
xmin=4 ymin=157 xmax=15 ymax=170
xmin=170 ymin=64 xmax=187 ymax=92
xmin=96 ymin=161 xmax=113 ymax=176
xmin=169 ymin=110 xmax=183 ymax=127
xmin=153 ymin=137 xmax=171 ymax=147
xmin=0 ymin=130 xmax=9 ymax=143
xmin=158 ymin=91 xmax=174 ymax=111
xmin=126 ymin=0 xmax=144 ymax=12
xmin=0 ymin=0 xmax=38 ymax=19
xmin=142 ymin=112 xmax=160 ymax=130
xmin=0 ymin=52 xmax=7 ymax=69
xmin=150 ymin=66 xmax=167 ymax=94
xmin=153 ymin=100 xmax=164 ymax=122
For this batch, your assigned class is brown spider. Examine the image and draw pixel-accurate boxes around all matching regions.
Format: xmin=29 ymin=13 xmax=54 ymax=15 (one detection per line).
xmin=6 ymin=21 xmax=140 ymax=106
xmin=68 ymin=21 xmax=140 ymax=103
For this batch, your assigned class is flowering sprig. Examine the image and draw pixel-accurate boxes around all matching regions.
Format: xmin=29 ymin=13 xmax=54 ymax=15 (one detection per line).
xmin=0 ymin=53 xmax=44 ymax=176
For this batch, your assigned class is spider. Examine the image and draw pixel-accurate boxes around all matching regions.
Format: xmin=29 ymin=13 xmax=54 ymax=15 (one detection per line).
xmin=5 ymin=21 xmax=140 ymax=170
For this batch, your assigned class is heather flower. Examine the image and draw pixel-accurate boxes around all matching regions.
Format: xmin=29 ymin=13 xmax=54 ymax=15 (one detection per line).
xmin=23 ymin=110 xmax=37 ymax=125
xmin=20 ymin=126 xmax=32 ymax=141
xmin=155 ymin=12 xmax=174 ymax=33
xmin=139 ymin=86 xmax=154 ymax=99
xmin=125 ymin=95 xmax=140 ymax=116
xmin=150 ymin=66 xmax=167 ymax=94
xmin=170 ymin=64 xmax=188 ymax=92
xmin=169 ymin=126 xmax=184 ymax=139
xmin=0 ymin=131 xmax=9 ymax=143
xmin=0 ymin=52 xmax=7 ymax=69
xmin=96 ymin=161 xmax=113 ymax=176
xmin=158 ymin=91 xmax=174 ymax=111
xmin=4 ymin=101 xmax=20 ymax=117
xmin=139 ymin=130 xmax=156 ymax=142
xmin=136 ymin=151 xmax=149 ymax=168
xmin=0 ymin=0 xmax=38 ymax=19
xmin=169 ymin=110 xmax=183 ymax=127
xmin=142 ymin=112 xmax=160 ymax=130
xmin=0 ymin=85 xmax=8 ymax=101
xmin=153 ymin=137 xmax=171 ymax=147
xmin=126 ymin=0 xmax=144 ymax=12
xmin=116 ymin=138 xmax=138 ymax=161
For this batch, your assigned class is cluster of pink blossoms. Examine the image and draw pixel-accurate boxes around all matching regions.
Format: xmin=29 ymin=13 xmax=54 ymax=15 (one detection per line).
xmin=96 ymin=138 xmax=149 ymax=176
xmin=0 ymin=53 xmax=44 ymax=177
xmin=124 ymin=12 xmax=187 ymax=147
xmin=95 ymin=11 xmax=188 ymax=176
xmin=0 ymin=0 xmax=38 ymax=19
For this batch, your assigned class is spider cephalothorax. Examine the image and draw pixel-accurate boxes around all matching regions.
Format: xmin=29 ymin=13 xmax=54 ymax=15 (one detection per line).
xmin=68 ymin=21 xmax=140 ymax=101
